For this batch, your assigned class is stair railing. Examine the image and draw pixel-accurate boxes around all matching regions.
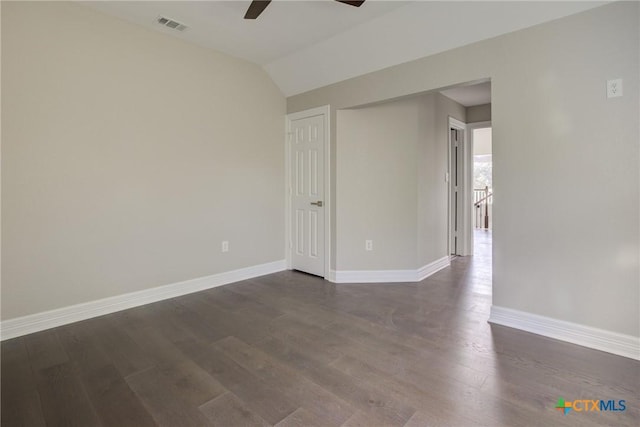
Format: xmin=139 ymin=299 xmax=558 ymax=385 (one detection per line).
xmin=474 ymin=186 xmax=492 ymax=229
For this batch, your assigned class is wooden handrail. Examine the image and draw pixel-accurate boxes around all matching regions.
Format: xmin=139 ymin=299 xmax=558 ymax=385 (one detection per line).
xmin=474 ymin=192 xmax=493 ymax=207
xmin=473 ymin=186 xmax=491 ymax=229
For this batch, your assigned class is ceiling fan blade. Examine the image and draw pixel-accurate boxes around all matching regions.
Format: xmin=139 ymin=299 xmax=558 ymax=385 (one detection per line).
xmin=335 ymin=0 xmax=366 ymax=7
xmin=244 ymin=0 xmax=272 ymax=19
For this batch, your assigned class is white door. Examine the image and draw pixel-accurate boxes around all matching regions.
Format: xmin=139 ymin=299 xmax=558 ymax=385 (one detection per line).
xmin=450 ymin=127 xmax=462 ymax=255
xmin=290 ymin=115 xmax=325 ymax=276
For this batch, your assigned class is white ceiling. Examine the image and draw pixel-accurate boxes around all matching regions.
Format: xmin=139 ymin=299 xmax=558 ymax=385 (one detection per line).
xmin=85 ymin=1 xmax=410 ymax=65
xmin=83 ymin=1 xmax=608 ymax=97
xmin=440 ymin=81 xmax=491 ymax=107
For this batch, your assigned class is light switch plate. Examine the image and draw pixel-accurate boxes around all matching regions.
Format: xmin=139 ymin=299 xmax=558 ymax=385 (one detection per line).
xmin=607 ymin=79 xmax=623 ymax=98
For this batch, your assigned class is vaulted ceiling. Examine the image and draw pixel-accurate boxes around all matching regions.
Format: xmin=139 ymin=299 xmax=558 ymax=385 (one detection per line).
xmin=84 ymin=1 xmax=607 ymax=96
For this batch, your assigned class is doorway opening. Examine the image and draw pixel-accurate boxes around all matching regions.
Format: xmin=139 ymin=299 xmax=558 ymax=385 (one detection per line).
xmin=469 ymin=124 xmax=493 ymax=298
xmin=468 ymin=123 xmax=492 ymax=257
xmin=472 ymin=126 xmax=492 ymax=231
xmin=442 ymin=81 xmax=492 ymax=259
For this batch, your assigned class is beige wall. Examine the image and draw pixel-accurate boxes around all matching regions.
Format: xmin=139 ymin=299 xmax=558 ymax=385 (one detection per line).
xmin=420 ymin=94 xmax=466 ymax=265
xmin=336 ymin=93 xmax=464 ymax=271
xmin=1 ymin=2 xmax=286 ymax=319
xmin=337 ymin=100 xmax=419 ymax=270
xmin=466 ymin=103 xmax=492 ymax=123
xmin=288 ymin=2 xmax=639 ymax=337
xmin=416 ymin=95 xmax=438 ymax=268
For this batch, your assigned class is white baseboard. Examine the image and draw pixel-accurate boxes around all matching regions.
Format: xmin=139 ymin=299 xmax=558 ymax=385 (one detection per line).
xmin=326 ymin=269 xmax=337 ymax=282
xmin=0 ymin=260 xmax=286 ymax=341
xmin=329 ymin=256 xmax=450 ymax=284
xmin=416 ymin=256 xmax=451 ymax=281
xmin=330 ymin=268 xmax=416 ymax=283
xmin=489 ymin=306 xmax=640 ymax=361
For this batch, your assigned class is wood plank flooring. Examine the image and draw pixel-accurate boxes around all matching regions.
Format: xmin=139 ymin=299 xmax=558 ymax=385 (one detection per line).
xmin=2 ymin=230 xmax=639 ymax=426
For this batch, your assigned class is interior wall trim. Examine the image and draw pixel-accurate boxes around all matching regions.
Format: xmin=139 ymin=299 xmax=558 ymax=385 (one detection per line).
xmin=328 ymin=256 xmax=450 ymax=284
xmin=0 ymin=260 xmax=287 ymax=340
xmin=489 ymin=305 xmax=640 ymax=361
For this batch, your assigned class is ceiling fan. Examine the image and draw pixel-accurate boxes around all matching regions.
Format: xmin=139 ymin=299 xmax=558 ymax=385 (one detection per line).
xmin=244 ymin=0 xmax=366 ymax=20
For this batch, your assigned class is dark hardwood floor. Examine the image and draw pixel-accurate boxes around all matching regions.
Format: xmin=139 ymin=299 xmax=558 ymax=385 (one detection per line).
xmin=2 ymin=230 xmax=639 ymax=426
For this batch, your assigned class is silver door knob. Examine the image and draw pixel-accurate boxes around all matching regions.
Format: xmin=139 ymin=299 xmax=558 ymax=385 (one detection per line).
xmin=310 ymin=201 xmax=323 ymax=207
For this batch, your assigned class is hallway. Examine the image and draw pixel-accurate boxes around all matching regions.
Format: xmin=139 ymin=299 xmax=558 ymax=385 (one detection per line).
xmin=471 ymin=228 xmax=492 ymax=296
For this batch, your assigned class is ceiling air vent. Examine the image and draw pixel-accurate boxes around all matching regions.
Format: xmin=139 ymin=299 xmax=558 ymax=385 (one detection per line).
xmin=156 ymin=16 xmax=188 ymax=32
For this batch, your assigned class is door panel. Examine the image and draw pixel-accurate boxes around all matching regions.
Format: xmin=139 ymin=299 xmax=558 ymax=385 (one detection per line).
xmin=450 ymin=127 xmax=463 ymax=256
xmin=290 ymin=115 xmax=325 ymax=276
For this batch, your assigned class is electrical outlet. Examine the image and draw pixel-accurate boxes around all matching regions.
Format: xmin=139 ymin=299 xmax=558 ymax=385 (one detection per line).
xmin=607 ymin=78 xmax=623 ymax=98
xmin=221 ymin=241 xmax=229 ymax=252
xmin=365 ymin=240 xmax=373 ymax=251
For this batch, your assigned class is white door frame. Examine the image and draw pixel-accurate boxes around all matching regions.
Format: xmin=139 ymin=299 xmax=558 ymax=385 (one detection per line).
xmin=467 ymin=120 xmax=492 ymax=255
xmin=448 ymin=117 xmax=473 ymax=257
xmin=285 ymin=105 xmax=331 ymax=278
